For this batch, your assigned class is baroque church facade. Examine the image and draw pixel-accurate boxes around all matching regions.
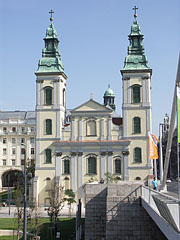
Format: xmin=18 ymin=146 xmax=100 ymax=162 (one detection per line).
xmin=0 ymin=12 xmax=153 ymax=206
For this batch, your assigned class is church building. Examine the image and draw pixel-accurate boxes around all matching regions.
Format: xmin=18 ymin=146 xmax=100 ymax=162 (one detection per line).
xmin=0 ymin=10 xmax=153 ymax=206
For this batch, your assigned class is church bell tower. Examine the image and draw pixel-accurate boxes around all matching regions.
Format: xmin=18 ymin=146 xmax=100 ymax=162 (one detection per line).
xmin=121 ymin=7 xmax=152 ymax=181
xmin=34 ymin=11 xmax=67 ymax=204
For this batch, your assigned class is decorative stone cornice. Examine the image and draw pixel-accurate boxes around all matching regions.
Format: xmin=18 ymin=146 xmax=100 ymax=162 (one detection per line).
xmin=77 ymin=152 xmax=83 ymax=156
xmin=36 ymin=80 xmax=44 ymax=83
xmin=122 ymin=150 xmax=129 ymax=156
xmin=122 ymin=77 xmax=130 ymax=80
xmin=71 ymin=152 xmax=76 ymax=156
xmin=55 ymin=152 xmax=62 ymax=157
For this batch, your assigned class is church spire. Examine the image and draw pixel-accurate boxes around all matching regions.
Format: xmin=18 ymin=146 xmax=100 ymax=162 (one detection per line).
xmin=123 ymin=7 xmax=150 ymax=70
xmin=36 ymin=10 xmax=64 ymax=74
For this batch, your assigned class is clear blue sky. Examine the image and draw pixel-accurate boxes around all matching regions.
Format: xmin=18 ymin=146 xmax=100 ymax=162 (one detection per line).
xmin=0 ymin=0 xmax=179 ymax=136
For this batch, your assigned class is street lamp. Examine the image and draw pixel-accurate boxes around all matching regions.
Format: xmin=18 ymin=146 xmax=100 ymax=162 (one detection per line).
xmin=21 ymin=143 xmax=27 ymax=240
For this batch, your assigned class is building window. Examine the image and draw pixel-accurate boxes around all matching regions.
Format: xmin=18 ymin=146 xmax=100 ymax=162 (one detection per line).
xmin=3 ymin=127 xmax=7 ymax=133
xmin=45 ymin=87 xmax=52 ymax=105
xmin=134 ymin=147 xmax=142 ymax=163
xmin=132 ymin=85 xmax=140 ymax=103
xmin=3 ymin=160 xmax=6 ymax=166
xmin=12 ymin=148 xmax=16 ymax=155
xmin=86 ymin=120 xmax=96 ymax=136
xmin=3 ymin=138 xmax=6 ymax=144
xmin=31 ymin=148 xmax=35 ymax=155
xmin=3 ymin=149 xmax=6 ymax=155
xmin=114 ymin=159 xmax=121 ymax=174
xmin=21 ymin=148 xmax=25 ymax=154
xmin=63 ymin=159 xmax=70 ymax=174
xmin=46 ymin=177 xmax=51 ymax=191
xmin=30 ymin=138 xmax=35 ymax=144
xmin=21 ymin=138 xmax=25 ymax=144
xmin=45 ymin=119 xmax=52 ymax=135
xmin=63 ymin=88 xmax=65 ymax=106
xmin=12 ymin=160 xmax=15 ymax=166
xmin=21 ymin=127 xmax=25 ymax=133
xmin=45 ymin=149 xmax=52 ymax=163
xmin=31 ymin=127 xmax=34 ymax=132
xmin=21 ymin=159 xmax=24 ymax=165
xmin=88 ymin=156 xmax=96 ymax=174
xmin=12 ymin=127 xmax=16 ymax=132
xmin=133 ymin=117 xmax=141 ymax=133
xmin=12 ymin=138 xmax=16 ymax=144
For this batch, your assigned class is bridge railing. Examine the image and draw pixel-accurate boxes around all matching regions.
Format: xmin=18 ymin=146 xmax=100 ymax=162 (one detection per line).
xmin=141 ymin=185 xmax=180 ymax=238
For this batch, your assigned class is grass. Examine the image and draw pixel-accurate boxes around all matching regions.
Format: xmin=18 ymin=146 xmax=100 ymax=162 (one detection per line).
xmin=0 ymin=218 xmax=79 ymax=240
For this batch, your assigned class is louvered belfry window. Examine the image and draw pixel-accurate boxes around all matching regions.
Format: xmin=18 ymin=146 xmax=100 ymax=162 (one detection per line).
xmin=45 ymin=87 xmax=52 ymax=105
xmin=132 ymin=85 xmax=140 ymax=103
xmin=133 ymin=117 xmax=141 ymax=133
xmin=134 ymin=147 xmax=142 ymax=163
xmin=45 ymin=149 xmax=52 ymax=163
xmin=45 ymin=119 xmax=52 ymax=135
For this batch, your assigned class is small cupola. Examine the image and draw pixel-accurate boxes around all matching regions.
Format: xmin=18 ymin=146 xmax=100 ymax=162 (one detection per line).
xmin=103 ymin=84 xmax=116 ymax=110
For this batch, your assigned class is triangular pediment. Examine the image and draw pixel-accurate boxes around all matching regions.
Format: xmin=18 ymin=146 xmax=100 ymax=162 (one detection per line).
xmin=71 ymin=99 xmax=112 ymax=113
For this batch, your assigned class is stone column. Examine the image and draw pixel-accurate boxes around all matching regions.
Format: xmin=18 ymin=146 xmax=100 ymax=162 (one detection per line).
xmin=71 ymin=152 xmax=76 ymax=193
xmin=40 ymin=81 xmax=44 ymax=105
xmin=101 ymin=118 xmax=104 ymax=140
xmin=53 ymin=80 xmax=57 ymax=106
xmin=71 ymin=118 xmax=75 ymax=141
xmin=107 ymin=152 xmax=113 ymax=174
xmin=36 ymin=82 xmax=40 ymax=106
xmin=57 ymin=81 xmax=60 ymax=105
xmin=100 ymin=152 xmax=106 ymax=179
xmin=78 ymin=118 xmax=82 ymax=141
xmin=33 ymin=176 xmax=39 ymax=203
xmin=108 ymin=117 xmax=112 ymax=140
xmin=122 ymin=149 xmax=129 ymax=180
xmin=77 ymin=152 xmax=83 ymax=199
xmin=56 ymin=153 xmax=62 ymax=177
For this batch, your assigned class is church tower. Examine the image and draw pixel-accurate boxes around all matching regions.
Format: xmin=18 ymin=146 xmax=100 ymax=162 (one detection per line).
xmin=34 ymin=12 xmax=67 ymax=204
xmin=103 ymin=84 xmax=116 ymax=110
xmin=120 ymin=8 xmax=152 ymax=181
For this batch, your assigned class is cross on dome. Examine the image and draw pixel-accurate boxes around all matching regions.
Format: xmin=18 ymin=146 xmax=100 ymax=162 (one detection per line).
xmin=49 ymin=10 xmax=54 ymax=22
xmin=132 ymin=6 xmax=138 ymax=18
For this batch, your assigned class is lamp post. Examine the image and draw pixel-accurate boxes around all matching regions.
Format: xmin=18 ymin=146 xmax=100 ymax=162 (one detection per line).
xmin=21 ymin=144 xmax=27 ymax=240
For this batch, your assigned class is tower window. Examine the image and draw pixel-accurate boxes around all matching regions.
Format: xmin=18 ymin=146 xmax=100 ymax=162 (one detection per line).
xmin=86 ymin=120 xmax=96 ymax=136
xmin=45 ymin=87 xmax=52 ymax=105
xmin=132 ymin=85 xmax=140 ymax=103
xmin=133 ymin=117 xmax=141 ymax=133
xmin=45 ymin=149 xmax=52 ymax=163
xmin=63 ymin=159 xmax=70 ymax=174
xmin=88 ymin=156 xmax=96 ymax=174
xmin=63 ymin=88 xmax=65 ymax=107
xmin=114 ymin=159 xmax=121 ymax=174
xmin=134 ymin=147 xmax=142 ymax=163
xmin=45 ymin=119 xmax=52 ymax=135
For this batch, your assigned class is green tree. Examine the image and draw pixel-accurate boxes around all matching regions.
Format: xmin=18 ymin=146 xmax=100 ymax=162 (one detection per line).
xmin=64 ymin=189 xmax=76 ymax=217
xmin=104 ymin=172 xmax=119 ymax=184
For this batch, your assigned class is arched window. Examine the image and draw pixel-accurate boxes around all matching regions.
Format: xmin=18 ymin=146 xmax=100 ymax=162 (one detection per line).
xmin=46 ymin=177 xmax=51 ymax=190
xmin=132 ymin=85 xmax=140 ymax=103
xmin=133 ymin=117 xmax=141 ymax=133
xmin=45 ymin=149 xmax=52 ymax=163
xmin=45 ymin=87 xmax=52 ymax=105
xmin=86 ymin=120 xmax=96 ymax=136
xmin=64 ymin=177 xmax=70 ymax=190
xmin=88 ymin=156 xmax=96 ymax=174
xmin=45 ymin=119 xmax=52 ymax=135
xmin=134 ymin=147 xmax=142 ymax=163
xmin=64 ymin=159 xmax=70 ymax=174
xmin=63 ymin=88 xmax=65 ymax=107
xmin=135 ymin=177 xmax=141 ymax=180
xmin=114 ymin=159 xmax=121 ymax=174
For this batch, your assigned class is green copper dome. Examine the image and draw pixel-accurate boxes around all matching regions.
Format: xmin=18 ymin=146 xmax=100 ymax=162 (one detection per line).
xmin=104 ymin=85 xmax=115 ymax=97
xmin=103 ymin=85 xmax=116 ymax=110
xmin=36 ymin=17 xmax=64 ymax=74
xmin=123 ymin=15 xmax=150 ymax=70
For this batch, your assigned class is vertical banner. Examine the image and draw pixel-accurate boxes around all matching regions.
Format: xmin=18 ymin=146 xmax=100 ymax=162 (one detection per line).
xmin=148 ymin=132 xmax=159 ymax=160
xmin=177 ymin=86 xmax=180 ymax=143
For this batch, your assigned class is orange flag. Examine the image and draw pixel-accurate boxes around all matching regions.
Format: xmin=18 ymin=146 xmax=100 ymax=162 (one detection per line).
xmin=148 ymin=132 xmax=159 ymax=160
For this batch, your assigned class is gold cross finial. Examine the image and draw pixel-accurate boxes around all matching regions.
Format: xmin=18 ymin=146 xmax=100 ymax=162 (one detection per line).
xmin=132 ymin=6 xmax=138 ymax=18
xmin=49 ymin=10 xmax=54 ymax=22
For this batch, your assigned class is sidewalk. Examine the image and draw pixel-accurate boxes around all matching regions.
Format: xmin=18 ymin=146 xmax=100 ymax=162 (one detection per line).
xmin=0 ymin=204 xmax=85 ymax=218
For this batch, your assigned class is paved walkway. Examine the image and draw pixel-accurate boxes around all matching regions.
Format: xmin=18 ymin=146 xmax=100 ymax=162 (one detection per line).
xmin=0 ymin=204 xmax=85 ymax=218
